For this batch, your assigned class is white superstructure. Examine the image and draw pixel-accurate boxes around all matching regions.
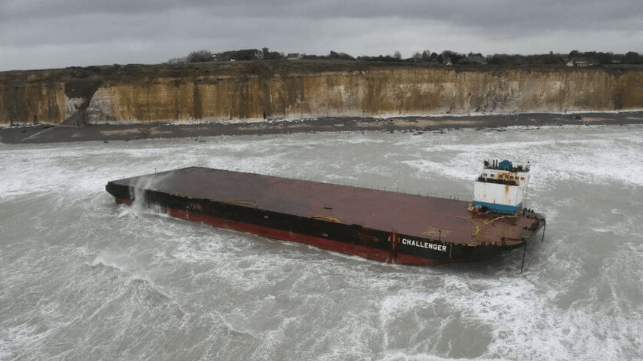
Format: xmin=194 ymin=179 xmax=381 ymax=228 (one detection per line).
xmin=472 ymin=159 xmax=530 ymax=214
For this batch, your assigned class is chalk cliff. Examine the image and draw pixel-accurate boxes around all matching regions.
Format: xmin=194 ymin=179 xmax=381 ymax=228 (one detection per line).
xmin=1 ymin=61 xmax=642 ymax=126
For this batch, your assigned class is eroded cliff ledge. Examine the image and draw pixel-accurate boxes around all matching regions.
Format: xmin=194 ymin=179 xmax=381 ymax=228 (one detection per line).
xmin=1 ymin=61 xmax=642 ymax=126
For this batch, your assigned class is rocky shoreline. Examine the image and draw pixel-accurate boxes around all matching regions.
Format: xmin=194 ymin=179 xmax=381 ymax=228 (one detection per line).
xmin=2 ymin=111 xmax=643 ymax=144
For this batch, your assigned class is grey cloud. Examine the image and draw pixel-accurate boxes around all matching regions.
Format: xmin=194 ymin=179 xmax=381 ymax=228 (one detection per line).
xmin=1 ymin=0 xmax=642 ymax=71
xmin=4 ymin=0 xmax=642 ymax=27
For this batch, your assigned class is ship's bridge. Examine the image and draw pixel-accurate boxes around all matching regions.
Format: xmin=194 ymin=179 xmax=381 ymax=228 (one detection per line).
xmin=473 ymin=159 xmax=530 ymax=214
xmin=479 ymin=159 xmax=530 ymax=186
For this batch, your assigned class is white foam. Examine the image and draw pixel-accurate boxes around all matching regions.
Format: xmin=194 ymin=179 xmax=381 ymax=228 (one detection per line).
xmin=90 ymin=251 xmax=137 ymax=273
xmin=376 ymin=350 xmax=505 ymax=361
xmin=0 ymin=323 xmax=49 ymax=360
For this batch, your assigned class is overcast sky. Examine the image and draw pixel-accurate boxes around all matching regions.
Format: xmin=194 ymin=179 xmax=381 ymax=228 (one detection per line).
xmin=1 ymin=0 xmax=642 ymax=71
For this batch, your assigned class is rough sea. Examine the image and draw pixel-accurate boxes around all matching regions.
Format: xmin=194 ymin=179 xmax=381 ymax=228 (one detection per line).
xmin=1 ymin=124 xmax=642 ymax=361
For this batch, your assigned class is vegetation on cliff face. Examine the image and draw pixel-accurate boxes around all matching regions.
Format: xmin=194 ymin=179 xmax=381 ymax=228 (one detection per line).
xmin=1 ymin=61 xmax=642 ymax=126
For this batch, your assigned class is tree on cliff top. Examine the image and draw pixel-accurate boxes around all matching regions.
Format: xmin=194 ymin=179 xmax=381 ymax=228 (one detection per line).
xmin=167 ymin=57 xmax=188 ymax=65
xmin=262 ymin=47 xmax=284 ymax=60
xmin=623 ymin=51 xmax=642 ymax=64
xmin=188 ymin=50 xmax=214 ymax=63
xmin=217 ymin=49 xmax=264 ymax=61
xmin=328 ymin=51 xmax=355 ymax=60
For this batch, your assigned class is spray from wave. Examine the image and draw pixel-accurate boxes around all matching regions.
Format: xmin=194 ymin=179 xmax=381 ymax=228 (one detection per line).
xmin=117 ymin=170 xmax=175 ymax=218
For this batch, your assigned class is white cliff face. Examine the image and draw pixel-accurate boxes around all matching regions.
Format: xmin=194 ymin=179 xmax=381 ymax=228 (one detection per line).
xmin=65 ymin=96 xmax=84 ymax=118
xmin=2 ymin=64 xmax=643 ymax=126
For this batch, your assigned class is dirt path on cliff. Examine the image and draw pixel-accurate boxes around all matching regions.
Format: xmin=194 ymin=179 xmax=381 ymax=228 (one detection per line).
xmin=2 ymin=112 xmax=643 ymax=144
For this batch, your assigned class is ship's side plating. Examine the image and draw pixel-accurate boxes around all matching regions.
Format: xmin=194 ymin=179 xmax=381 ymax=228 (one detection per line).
xmin=473 ymin=159 xmax=531 ymax=214
xmin=106 ymin=184 xmax=469 ymax=265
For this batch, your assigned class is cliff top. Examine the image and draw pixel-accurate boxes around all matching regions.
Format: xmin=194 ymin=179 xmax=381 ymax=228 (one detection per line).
xmin=2 ymin=60 xmax=640 ymax=84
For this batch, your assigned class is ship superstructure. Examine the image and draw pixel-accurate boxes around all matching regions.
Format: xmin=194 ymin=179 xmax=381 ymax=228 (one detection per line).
xmin=473 ymin=159 xmax=531 ymax=215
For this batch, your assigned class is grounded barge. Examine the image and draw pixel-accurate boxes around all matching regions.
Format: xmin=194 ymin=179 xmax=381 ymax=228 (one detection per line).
xmin=105 ymin=160 xmax=546 ymax=265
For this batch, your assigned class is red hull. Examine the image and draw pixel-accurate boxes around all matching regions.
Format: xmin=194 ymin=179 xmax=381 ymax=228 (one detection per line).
xmin=116 ymin=198 xmax=446 ymax=265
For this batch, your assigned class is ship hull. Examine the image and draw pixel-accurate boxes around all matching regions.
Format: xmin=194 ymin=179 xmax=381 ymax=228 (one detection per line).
xmin=106 ymin=168 xmax=545 ymax=266
xmin=113 ymin=196 xmax=520 ymax=266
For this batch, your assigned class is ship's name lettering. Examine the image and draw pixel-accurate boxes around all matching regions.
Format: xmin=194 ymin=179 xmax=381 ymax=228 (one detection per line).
xmin=401 ymin=238 xmax=447 ymax=252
